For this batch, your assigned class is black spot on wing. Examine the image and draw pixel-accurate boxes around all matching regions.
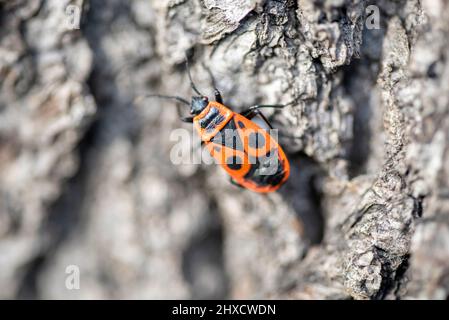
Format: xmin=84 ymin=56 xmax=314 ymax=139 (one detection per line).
xmin=244 ymin=149 xmax=286 ymax=187
xmin=226 ymin=155 xmax=242 ymax=170
xmin=210 ymin=119 xmax=244 ymax=152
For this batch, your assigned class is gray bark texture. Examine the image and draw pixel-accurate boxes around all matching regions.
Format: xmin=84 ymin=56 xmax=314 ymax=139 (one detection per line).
xmin=1 ymin=0 xmax=448 ymax=300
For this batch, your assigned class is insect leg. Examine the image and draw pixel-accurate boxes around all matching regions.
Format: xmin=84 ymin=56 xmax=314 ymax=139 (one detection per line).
xmin=214 ymin=89 xmax=223 ymax=104
xmin=241 ymin=107 xmax=300 ymax=140
xmin=243 ymin=104 xmax=287 ymax=113
xmin=229 ymin=178 xmax=244 ymax=189
xmin=180 ymin=116 xmax=194 ymax=123
xmin=240 ymin=108 xmax=274 ymax=129
xmin=241 ymin=99 xmax=297 ymax=113
xmin=277 ymin=132 xmax=300 ymax=140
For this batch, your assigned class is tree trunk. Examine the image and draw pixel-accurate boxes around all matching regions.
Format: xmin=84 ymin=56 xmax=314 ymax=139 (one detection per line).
xmin=1 ymin=0 xmax=448 ymax=299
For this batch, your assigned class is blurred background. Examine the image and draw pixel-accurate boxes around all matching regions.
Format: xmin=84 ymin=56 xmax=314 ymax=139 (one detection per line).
xmin=0 ymin=0 xmax=448 ymax=299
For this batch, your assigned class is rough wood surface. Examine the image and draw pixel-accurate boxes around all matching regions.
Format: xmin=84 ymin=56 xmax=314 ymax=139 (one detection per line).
xmin=0 ymin=0 xmax=448 ymax=299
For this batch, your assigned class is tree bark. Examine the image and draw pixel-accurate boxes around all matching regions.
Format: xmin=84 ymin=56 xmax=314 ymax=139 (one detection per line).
xmin=0 ymin=0 xmax=448 ymax=299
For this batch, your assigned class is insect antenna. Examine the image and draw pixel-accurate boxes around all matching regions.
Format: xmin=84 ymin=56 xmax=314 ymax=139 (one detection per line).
xmin=134 ymin=94 xmax=190 ymax=106
xmin=185 ymin=55 xmax=204 ymax=96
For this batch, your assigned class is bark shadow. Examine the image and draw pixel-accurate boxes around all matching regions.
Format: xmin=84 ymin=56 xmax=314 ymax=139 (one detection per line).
xmin=345 ymin=4 xmax=389 ymax=177
xmin=279 ymin=154 xmax=324 ymax=245
xmin=181 ymin=202 xmax=229 ymax=299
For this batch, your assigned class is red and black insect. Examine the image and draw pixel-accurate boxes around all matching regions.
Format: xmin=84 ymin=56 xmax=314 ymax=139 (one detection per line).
xmin=143 ymin=59 xmax=291 ymax=193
